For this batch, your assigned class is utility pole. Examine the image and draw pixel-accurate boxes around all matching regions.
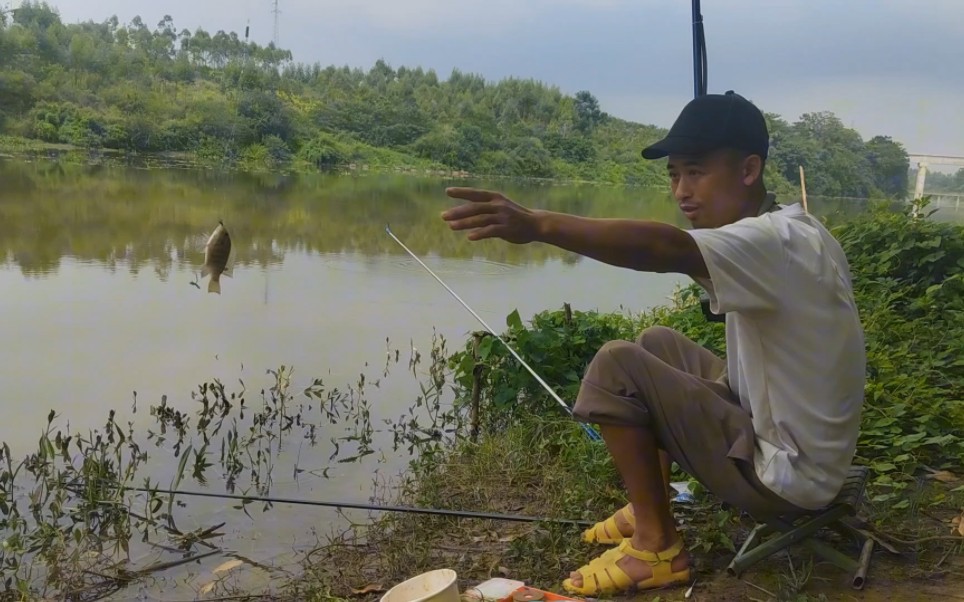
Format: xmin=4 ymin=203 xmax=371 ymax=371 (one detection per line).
xmin=272 ymin=0 xmax=281 ymax=46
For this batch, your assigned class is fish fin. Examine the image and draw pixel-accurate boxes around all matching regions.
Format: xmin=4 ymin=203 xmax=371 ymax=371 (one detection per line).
xmin=222 ymin=242 xmax=237 ymax=278
xmin=208 ymin=277 xmax=221 ymax=294
xmin=201 ymin=264 xmax=211 ymax=277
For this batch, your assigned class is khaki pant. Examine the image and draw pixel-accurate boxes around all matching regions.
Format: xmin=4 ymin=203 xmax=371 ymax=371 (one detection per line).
xmin=572 ymin=326 xmax=805 ymax=519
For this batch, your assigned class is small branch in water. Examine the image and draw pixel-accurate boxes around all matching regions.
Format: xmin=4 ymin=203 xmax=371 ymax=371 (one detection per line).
xmin=81 ymin=568 xmax=133 ymax=584
xmin=129 ymin=548 xmax=221 ymax=577
xmin=125 ymin=508 xmax=220 ymax=550
xmin=74 ymin=550 xmax=222 ymax=600
xmin=145 ymin=540 xmax=187 ymax=555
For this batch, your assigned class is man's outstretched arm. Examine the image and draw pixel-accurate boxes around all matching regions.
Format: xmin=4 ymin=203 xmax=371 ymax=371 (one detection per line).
xmin=441 ymin=187 xmax=709 ymax=279
xmin=534 ymin=210 xmax=709 ymax=278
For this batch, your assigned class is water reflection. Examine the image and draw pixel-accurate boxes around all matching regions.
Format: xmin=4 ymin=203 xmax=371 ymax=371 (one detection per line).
xmin=0 ymin=159 xmax=688 ymax=277
xmin=1 ymin=158 xmax=916 ymax=282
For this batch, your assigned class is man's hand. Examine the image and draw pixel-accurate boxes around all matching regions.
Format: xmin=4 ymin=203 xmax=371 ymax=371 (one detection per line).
xmin=441 ymin=187 xmax=541 ymax=244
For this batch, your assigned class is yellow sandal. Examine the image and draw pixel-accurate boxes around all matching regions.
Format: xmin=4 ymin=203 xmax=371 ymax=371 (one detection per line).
xmin=562 ymin=537 xmax=691 ymax=596
xmin=581 ymin=503 xmax=634 ymax=544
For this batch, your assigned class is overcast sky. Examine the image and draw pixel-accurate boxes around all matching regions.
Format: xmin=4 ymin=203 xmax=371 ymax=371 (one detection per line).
xmin=25 ymin=0 xmax=964 ymax=167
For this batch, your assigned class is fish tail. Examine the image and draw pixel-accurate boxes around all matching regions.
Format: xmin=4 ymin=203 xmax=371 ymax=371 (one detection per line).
xmin=208 ymin=275 xmax=221 ymax=295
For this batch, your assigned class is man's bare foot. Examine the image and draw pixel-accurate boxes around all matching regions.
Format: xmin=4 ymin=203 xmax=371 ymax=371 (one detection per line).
xmin=567 ymin=533 xmax=691 ymax=590
xmin=582 ymin=502 xmax=635 ymax=543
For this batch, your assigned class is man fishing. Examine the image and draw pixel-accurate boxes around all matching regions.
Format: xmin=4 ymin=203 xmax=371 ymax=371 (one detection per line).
xmin=440 ymin=91 xmax=866 ymax=596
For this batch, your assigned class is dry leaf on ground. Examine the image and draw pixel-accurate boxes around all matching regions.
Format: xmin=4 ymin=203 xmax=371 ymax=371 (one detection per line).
xmin=929 ymin=470 xmax=959 ymax=483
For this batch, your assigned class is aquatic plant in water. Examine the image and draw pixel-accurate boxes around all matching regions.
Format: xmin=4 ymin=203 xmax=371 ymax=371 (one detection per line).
xmin=0 ymin=331 xmax=461 ymax=599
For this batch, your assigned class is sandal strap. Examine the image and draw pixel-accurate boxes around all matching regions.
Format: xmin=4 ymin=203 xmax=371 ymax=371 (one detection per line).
xmin=582 ymin=504 xmax=635 ymax=543
xmin=584 ymin=515 xmax=620 ymax=541
xmin=616 ymin=537 xmax=685 ymax=564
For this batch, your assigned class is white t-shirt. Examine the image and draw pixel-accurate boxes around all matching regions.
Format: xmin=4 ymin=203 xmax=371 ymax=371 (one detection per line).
xmin=687 ymin=202 xmax=866 ymax=510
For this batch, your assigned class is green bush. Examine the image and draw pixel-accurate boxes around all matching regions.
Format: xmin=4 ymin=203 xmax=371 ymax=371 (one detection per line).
xmin=296 ymin=132 xmax=349 ymax=169
xmin=833 ymin=198 xmax=964 ymax=312
xmin=830 ymin=198 xmax=964 ymax=505
xmin=449 ymin=285 xmax=724 ymax=432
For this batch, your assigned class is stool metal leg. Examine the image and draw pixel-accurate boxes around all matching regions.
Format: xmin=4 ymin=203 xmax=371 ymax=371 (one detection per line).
xmin=800 ymin=536 xmax=860 ymax=574
xmin=853 ymin=539 xmax=874 ymax=589
xmin=727 ymin=524 xmax=769 ymax=576
xmin=727 ymin=507 xmax=850 ymax=577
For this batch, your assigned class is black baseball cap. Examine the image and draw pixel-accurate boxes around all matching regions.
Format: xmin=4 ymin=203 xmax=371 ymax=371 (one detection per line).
xmin=641 ymin=90 xmax=769 ymax=160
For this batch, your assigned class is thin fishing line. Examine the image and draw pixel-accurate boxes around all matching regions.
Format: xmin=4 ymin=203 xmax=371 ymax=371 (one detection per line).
xmin=385 ymin=225 xmax=601 ymax=442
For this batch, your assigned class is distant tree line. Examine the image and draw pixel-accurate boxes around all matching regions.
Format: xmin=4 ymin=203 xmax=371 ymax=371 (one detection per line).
xmin=1 ymin=1 xmax=911 ymax=196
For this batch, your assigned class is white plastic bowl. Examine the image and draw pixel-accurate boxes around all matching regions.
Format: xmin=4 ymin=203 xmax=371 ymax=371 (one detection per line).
xmin=381 ymin=569 xmax=460 ymax=602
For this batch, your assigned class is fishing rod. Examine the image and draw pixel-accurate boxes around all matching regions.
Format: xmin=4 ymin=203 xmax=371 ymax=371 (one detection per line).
xmin=385 ymin=225 xmax=602 ymax=443
xmin=85 ymin=484 xmax=594 ymax=527
xmin=692 ymin=0 xmax=708 ymax=98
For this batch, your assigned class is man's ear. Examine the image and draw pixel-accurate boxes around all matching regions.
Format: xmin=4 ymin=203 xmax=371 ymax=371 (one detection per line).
xmin=741 ymin=154 xmax=764 ymax=186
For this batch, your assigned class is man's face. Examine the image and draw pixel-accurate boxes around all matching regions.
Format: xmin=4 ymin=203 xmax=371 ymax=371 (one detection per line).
xmin=667 ymin=149 xmax=760 ymax=229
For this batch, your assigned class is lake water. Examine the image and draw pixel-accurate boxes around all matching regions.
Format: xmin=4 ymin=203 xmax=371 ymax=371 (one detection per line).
xmin=4 ymin=158 xmax=956 ymax=597
xmin=0 ymin=159 xmax=700 ymax=597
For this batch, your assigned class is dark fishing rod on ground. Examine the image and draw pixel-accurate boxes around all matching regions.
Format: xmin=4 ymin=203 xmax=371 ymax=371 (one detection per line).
xmin=79 ymin=483 xmax=594 ymax=528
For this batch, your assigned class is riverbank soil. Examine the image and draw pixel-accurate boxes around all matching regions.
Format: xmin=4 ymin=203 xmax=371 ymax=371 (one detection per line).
xmin=283 ymin=422 xmax=964 ymax=602
xmin=289 ymin=504 xmax=964 ymax=602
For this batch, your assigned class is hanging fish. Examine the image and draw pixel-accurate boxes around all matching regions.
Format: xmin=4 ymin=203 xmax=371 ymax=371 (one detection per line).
xmin=201 ymin=220 xmax=235 ymax=294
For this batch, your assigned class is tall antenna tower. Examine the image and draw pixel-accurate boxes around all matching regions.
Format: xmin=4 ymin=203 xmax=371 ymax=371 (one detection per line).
xmin=271 ymin=0 xmax=280 ymax=46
